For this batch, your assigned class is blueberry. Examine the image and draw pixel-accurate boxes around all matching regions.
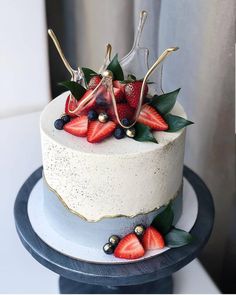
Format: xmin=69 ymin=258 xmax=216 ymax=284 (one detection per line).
xmin=54 ymin=119 xmax=64 ymax=130
xmin=88 ymin=110 xmax=98 ymax=121
xmin=114 ymin=127 xmax=125 ymax=139
xmin=121 ymin=118 xmax=130 ymax=127
xmin=96 ymin=96 xmax=108 ymax=107
xmin=61 ymin=115 xmax=71 ymax=123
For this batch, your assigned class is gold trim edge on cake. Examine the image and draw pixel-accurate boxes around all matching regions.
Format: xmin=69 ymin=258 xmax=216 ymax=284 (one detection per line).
xmin=43 ymin=173 xmax=183 ymax=223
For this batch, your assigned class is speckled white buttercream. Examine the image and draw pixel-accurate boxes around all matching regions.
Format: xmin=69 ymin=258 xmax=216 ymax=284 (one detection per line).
xmin=40 ymin=91 xmax=186 ymax=221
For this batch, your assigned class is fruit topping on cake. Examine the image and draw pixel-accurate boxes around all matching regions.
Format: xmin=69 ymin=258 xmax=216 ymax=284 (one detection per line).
xmin=61 ymin=115 xmax=71 ymax=124
xmin=102 ymin=201 xmax=194 ymax=260
xmin=108 ymin=103 xmax=134 ymax=123
xmin=52 ymin=35 xmax=193 ymax=143
xmin=125 ymin=80 xmax=148 ymax=108
xmin=87 ymin=120 xmax=116 ymax=143
xmin=88 ymin=75 xmax=102 ymax=90
xmin=65 ymin=95 xmax=78 ymax=117
xmin=114 ymin=233 xmax=145 ymax=259
xmin=113 ymin=126 xmax=126 ymax=139
xmin=63 ymin=116 xmax=88 ymax=137
xmin=54 ymin=118 xmax=65 ymax=130
xmin=138 ymin=105 xmax=168 ymax=131
xmin=142 ymin=226 xmax=165 ymax=250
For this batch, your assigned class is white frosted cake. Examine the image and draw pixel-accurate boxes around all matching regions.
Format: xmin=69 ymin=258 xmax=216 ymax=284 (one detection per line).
xmin=41 ymin=91 xmax=186 ymax=222
xmin=42 ymin=23 xmax=193 ymax=260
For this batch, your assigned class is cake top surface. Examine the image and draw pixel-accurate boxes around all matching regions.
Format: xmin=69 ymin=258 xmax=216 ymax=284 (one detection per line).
xmin=40 ymin=91 xmax=187 ymax=156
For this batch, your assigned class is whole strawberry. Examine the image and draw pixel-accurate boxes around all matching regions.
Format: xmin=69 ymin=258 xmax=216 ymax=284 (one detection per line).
xmin=113 ymin=80 xmax=126 ymax=95
xmin=108 ymin=103 xmax=134 ymax=123
xmin=125 ymin=81 xmax=148 ymax=108
xmin=88 ymin=75 xmax=101 ymax=90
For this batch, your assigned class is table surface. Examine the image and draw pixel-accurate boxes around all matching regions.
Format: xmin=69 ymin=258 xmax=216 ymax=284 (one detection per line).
xmin=0 ymin=111 xmax=221 ymax=294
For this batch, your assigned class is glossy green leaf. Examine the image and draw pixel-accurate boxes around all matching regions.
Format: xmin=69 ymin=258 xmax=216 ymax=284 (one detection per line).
xmin=164 ymin=114 xmax=194 ymax=132
xmin=149 ymin=88 xmax=180 ymax=115
xmin=134 ymin=123 xmax=158 ymax=143
xmin=82 ymin=67 xmax=97 ymax=86
xmin=107 ymin=54 xmax=124 ymax=80
xmin=58 ymin=81 xmax=86 ymax=100
xmin=151 ymin=203 xmax=174 ymax=234
xmin=165 ymin=228 xmax=193 ymax=248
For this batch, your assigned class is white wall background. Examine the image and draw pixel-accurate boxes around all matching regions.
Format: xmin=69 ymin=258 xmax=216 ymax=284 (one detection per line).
xmin=0 ymin=0 xmax=50 ymax=118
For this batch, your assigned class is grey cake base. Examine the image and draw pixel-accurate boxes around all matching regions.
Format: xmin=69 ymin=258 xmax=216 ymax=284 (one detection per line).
xmin=43 ymin=178 xmax=183 ymax=249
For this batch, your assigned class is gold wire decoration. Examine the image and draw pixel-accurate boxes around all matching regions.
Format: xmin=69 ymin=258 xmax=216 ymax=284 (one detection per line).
xmin=99 ymin=43 xmax=112 ymax=73
xmin=48 ymin=29 xmax=84 ymax=84
xmin=110 ymin=47 xmax=179 ymax=129
xmin=48 ymin=29 xmax=74 ymax=77
xmin=65 ymin=48 xmax=179 ymax=123
xmin=48 ymin=28 xmax=179 ymax=127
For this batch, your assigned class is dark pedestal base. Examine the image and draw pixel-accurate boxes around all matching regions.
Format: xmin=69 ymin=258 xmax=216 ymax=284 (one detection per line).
xmin=59 ymin=276 xmax=173 ymax=294
xmin=14 ymin=166 xmax=214 ymax=295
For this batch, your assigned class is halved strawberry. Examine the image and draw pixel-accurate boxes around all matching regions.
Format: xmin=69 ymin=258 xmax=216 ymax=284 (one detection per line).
xmin=79 ymin=90 xmax=96 ymax=115
xmin=87 ymin=121 xmax=116 ymax=143
xmin=65 ymin=95 xmax=78 ymax=117
xmin=138 ymin=105 xmax=168 ymax=131
xmin=125 ymin=81 xmax=148 ymax=108
xmin=113 ymin=80 xmax=126 ymax=95
xmin=114 ymin=233 xmax=145 ymax=259
xmin=63 ymin=116 xmax=88 ymax=137
xmin=108 ymin=103 xmax=134 ymax=123
xmin=88 ymin=75 xmax=101 ymax=89
xmin=141 ymin=226 xmax=165 ymax=250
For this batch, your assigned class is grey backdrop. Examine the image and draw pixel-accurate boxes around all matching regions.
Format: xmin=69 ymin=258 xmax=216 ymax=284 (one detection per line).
xmin=46 ymin=0 xmax=235 ymax=292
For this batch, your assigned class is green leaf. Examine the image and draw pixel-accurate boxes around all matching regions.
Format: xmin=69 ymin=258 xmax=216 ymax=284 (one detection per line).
xmin=82 ymin=67 xmax=97 ymax=85
xmin=149 ymin=88 xmax=180 ymax=115
xmin=164 ymin=114 xmax=194 ymax=132
xmin=165 ymin=227 xmax=193 ymax=248
xmin=58 ymin=81 xmax=86 ymax=100
xmin=134 ymin=123 xmax=158 ymax=143
xmin=107 ymin=54 xmax=124 ymax=80
xmin=151 ymin=203 xmax=174 ymax=234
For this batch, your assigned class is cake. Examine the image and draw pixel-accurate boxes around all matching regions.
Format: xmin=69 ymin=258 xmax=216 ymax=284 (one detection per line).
xmin=41 ymin=14 xmax=193 ymax=260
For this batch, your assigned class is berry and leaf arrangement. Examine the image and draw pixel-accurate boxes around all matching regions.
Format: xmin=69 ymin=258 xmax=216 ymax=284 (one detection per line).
xmin=54 ymin=54 xmax=193 ymax=143
xmin=103 ymin=202 xmax=194 ymax=260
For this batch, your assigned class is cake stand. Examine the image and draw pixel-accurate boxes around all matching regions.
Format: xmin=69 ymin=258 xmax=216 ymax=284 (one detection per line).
xmin=14 ymin=166 xmax=214 ymax=294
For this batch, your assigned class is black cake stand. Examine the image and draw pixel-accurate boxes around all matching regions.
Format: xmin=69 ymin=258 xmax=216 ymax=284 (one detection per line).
xmin=14 ymin=166 xmax=214 ymax=294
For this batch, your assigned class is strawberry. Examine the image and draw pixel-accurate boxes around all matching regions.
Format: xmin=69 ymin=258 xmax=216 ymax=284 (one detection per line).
xmin=125 ymin=81 xmax=148 ymax=108
xmin=108 ymin=103 xmax=134 ymax=122
xmin=113 ymin=80 xmax=126 ymax=95
xmin=79 ymin=90 xmax=96 ymax=115
xmin=114 ymin=233 xmax=145 ymax=259
xmin=65 ymin=95 xmax=78 ymax=117
xmin=63 ymin=116 xmax=88 ymax=137
xmin=88 ymin=75 xmax=101 ymax=90
xmin=137 ymin=105 xmax=168 ymax=131
xmin=87 ymin=121 xmax=116 ymax=143
xmin=141 ymin=226 xmax=165 ymax=250
xmin=113 ymin=87 xmax=124 ymax=103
